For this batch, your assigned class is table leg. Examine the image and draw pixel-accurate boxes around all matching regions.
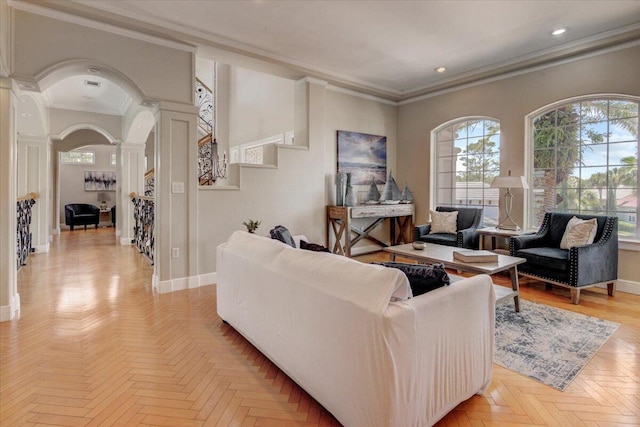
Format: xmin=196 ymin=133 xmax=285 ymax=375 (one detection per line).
xmin=509 ymin=266 xmax=520 ymax=312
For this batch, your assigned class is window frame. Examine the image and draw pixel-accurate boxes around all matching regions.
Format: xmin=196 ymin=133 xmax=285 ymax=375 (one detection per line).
xmin=430 ymin=116 xmax=501 ymax=227
xmin=60 ymin=150 xmax=95 ymax=165
xmin=525 ymin=94 xmax=640 ymax=250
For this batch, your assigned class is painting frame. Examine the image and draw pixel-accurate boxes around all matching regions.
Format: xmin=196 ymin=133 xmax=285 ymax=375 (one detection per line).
xmin=84 ymin=171 xmax=116 ymax=191
xmin=337 ymin=130 xmax=387 ymax=185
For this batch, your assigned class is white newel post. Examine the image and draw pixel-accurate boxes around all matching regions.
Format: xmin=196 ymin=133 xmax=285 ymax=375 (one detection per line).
xmin=119 ymin=142 xmax=145 ymax=245
xmin=17 ymin=136 xmax=51 ymax=252
xmin=0 ymin=77 xmax=18 ymax=321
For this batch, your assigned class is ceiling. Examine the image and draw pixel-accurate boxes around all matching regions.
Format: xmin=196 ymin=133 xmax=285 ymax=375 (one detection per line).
xmin=48 ymin=0 xmax=640 ymax=101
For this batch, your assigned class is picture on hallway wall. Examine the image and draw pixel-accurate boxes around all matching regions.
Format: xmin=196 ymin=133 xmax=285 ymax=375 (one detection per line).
xmin=337 ymin=130 xmax=387 ymax=185
xmin=84 ymin=171 xmax=116 ymax=191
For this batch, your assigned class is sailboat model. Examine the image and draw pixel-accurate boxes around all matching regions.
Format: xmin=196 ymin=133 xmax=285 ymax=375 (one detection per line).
xmin=379 ymin=171 xmax=402 ymax=204
xmin=401 ymin=184 xmax=414 ymax=203
xmin=365 ymin=178 xmax=381 ymax=204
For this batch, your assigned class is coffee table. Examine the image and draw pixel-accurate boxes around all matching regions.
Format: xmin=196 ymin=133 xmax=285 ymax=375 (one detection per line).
xmin=383 ymin=243 xmax=526 ymax=312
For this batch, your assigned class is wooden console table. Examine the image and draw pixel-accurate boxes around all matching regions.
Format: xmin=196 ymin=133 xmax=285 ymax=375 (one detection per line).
xmin=326 ymin=204 xmax=414 ymax=257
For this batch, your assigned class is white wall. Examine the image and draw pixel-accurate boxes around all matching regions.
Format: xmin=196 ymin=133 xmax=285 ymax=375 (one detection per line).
xmin=196 ymin=82 xmax=399 ymax=275
xmin=59 ymin=145 xmax=116 ymax=224
xmin=229 ymin=67 xmax=295 ymax=148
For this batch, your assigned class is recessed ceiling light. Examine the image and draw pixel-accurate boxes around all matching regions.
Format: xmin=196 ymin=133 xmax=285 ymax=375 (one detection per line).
xmin=552 ymin=28 xmax=566 ymax=36
xmin=87 ymin=67 xmax=102 ymax=74
xmin=435 ymin=67 xmax=446 ymax=73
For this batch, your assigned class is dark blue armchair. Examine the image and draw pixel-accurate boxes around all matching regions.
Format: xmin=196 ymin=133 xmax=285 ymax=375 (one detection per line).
xmin=510 ymin=212 xmax=618 ymax=304
xmin=414 ymin=206 xmax=484 ymax=249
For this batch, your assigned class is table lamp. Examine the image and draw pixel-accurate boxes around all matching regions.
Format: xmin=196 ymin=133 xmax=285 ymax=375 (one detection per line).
xmin=490 ymin=170 xmax=529 ymax=231
xmin=97 ymin=192 xmax=110 ymax=210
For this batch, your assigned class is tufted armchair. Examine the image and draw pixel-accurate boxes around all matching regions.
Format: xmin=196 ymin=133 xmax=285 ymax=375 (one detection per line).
xmin=414 ymin=206 xmax=483 ymax=249
xmin=65 ymin=204 xmax=100 ymax=230
xmin=510 ymin=212 xmax=618 ymax=304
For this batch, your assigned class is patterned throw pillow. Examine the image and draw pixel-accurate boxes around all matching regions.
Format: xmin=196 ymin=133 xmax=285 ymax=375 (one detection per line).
xmin=373 ymin=262 xmax=450 ymax=297
xmin=429 ymin=210 xmax=458 ymax=234
xmin=300 ymin=240 xmax=330 ymax=252
xmin=560 ymin=216 xmax=598 ymax=249
xmin=270 ymin=225 xmax=296 ymax=248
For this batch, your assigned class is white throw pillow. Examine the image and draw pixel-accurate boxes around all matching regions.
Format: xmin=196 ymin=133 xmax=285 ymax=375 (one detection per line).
xmin=429 ymin=210 xmax=458 ymax=234
xmin=560 ymin=216 xmax=598 ymax=249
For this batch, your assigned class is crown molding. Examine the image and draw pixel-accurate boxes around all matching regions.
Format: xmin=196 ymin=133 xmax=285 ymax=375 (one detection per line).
xmin=8 ymin=0 xmax=197 ymax=53
xmin=326 ymin=84 xmax=398 ymax=107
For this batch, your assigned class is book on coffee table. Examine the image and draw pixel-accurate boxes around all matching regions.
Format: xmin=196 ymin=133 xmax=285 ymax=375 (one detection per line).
xmin=452 ymin=249 xmax=499 ymax=263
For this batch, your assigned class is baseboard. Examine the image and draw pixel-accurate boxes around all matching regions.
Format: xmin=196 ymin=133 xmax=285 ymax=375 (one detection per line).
xmin=156 ymin=273 xmax=217 ymax=294
xmin=120 ymin=237 xmax=133 ymax=245
xmin=53 ymin=227 xmax=60 ymax=235
xmin=34 ymin=243 xmax=49 ymax=253
xmin=596 ymin=279 xmax=640 ymax=296
xmin=0 ymin=293 xmax=20 ymax=322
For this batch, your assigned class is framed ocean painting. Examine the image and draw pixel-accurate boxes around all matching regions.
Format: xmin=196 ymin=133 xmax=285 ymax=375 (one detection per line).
xmin=337 ymin=130 xmax=387 ymax=185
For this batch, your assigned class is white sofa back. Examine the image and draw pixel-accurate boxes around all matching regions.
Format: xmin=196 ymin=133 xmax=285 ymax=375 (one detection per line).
xmin=217 ymin=231 xmax=494 ymax=427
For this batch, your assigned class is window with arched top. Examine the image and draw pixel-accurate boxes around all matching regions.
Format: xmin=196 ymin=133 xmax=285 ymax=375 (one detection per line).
xmin=432 ymin=118 xmax=500 ymax=226
xmin=528 ymin=96 xmax=639 ymax=240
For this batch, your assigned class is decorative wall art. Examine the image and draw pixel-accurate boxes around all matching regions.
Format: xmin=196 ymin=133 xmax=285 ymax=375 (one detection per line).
xmin=337 ymin=130 xmax=387 ymax=185
xmin=84 ymin=171 xmax=116 ymax=191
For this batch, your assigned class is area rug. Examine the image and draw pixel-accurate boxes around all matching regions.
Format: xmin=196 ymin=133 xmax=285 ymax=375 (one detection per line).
xmin=494 ymin=299 xmax=619 ymax=391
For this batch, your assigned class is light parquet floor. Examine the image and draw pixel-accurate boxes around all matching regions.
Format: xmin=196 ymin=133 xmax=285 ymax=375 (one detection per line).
xmin=0 ymin=229 xmax=638 ymax=427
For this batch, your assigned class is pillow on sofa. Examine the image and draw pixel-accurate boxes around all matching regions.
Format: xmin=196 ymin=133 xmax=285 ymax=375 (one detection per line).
xmin=560 ymin=216 xmax=598 ymax=249
xmin=373 ymin=262 xmax=450 ymax=296
xmin=429 ymin=210 xmax=458 ymax=234
xmin=270 ymin=225 xmax=297 ymax=248
xmin=300 ymin=240 xmax=330 ymax=252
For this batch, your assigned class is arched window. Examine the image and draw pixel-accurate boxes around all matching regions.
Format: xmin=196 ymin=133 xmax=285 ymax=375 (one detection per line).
xmin=433 ymin=118 xmax=500 ymax=226
xmin=528 ymin=97 xmax=639 ymax=240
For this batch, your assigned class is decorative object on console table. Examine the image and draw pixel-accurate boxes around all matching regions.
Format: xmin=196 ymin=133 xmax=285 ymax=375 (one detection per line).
xmin=97 ymin=191 xmax=110 ymax=210
xmin=365 ymin=177 xmax=380 ymax=204
xmin=452 ymin=249 xmax=499 ymax=263
xmin=335 ymin=172 xmax=346 ymax=206
xmin=326 ymin=204 xmax=414 ymax=257
xmin=379 ymin=170 xmax=402 ymax=204
xmin=401 ymin=183 xmax=413 ymax=203
xmin=344 ymin=172 xmax=357 ymax=206
xmin=336 ymin=130 xmax=387 ymax=185
xmin=490 ymin=170 xmax=529 ymax=231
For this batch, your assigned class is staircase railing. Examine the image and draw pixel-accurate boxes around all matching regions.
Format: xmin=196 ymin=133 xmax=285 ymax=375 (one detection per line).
xmin=196 ymin=76 xmax=217 ymax=186
xmin=17 ymin=192 xmax=37 ymax=269
xmin=130 ymin=192 xmax=154 ymax=264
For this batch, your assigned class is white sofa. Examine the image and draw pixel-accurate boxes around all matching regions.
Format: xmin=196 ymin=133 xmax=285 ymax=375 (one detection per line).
xmin=216 ymin=231 xmax=495 ymax=427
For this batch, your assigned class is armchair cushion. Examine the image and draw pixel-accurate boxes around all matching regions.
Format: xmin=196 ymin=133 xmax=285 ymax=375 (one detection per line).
xmin=517 ymin=247 xmax=568 ymax=271
xmin=429 ymin=210 xmax=457 ymax=234
xmin=560 ymin=216 xmax=597 ymax=249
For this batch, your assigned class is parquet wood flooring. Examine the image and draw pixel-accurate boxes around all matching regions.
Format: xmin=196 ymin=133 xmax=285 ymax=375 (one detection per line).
xmin=1 ymin=229 xmax=638 ymax=426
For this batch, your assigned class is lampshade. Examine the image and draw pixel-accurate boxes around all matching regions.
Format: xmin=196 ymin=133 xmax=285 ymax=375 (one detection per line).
xmin=97 ymin=192 xmax=111 ymax=202
xmin=490 ymin=172 xmax=529 ymax=189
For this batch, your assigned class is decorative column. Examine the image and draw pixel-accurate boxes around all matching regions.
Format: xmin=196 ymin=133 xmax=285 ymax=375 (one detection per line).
xmin=118 ymin=142 xmax=145 ymax=245
xmin=154 ymin=100 xmax=198 ymax=293
xmin=0 ymin=77 xmax=18 ymax=321
xmin=17 ymin=136 xmax=51 ymax=252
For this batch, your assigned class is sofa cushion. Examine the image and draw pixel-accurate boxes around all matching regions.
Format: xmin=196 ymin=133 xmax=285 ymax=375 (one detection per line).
xmin=300 ymin=240 xmax=330 ymax=252
xmin=374 ymin=262 xmax=450 ymax=296
xmin=516 ymin=247 xmax=569 ymax=271
xmin=430 ymin=210 xmax=457 ymax=234
xmin=270 ymin=225 xmax=296 ymax=248
xmin=560 ymin=216 xmax=598 ymax=249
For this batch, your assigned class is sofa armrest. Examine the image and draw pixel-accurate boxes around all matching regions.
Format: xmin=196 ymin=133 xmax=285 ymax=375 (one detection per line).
xmin=414 ymin=224 xmax=431 ymax=240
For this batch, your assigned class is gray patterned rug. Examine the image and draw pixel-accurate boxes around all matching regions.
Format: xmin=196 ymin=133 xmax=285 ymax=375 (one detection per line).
xmin=494 ymin=299 xmax=619 ymax=391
